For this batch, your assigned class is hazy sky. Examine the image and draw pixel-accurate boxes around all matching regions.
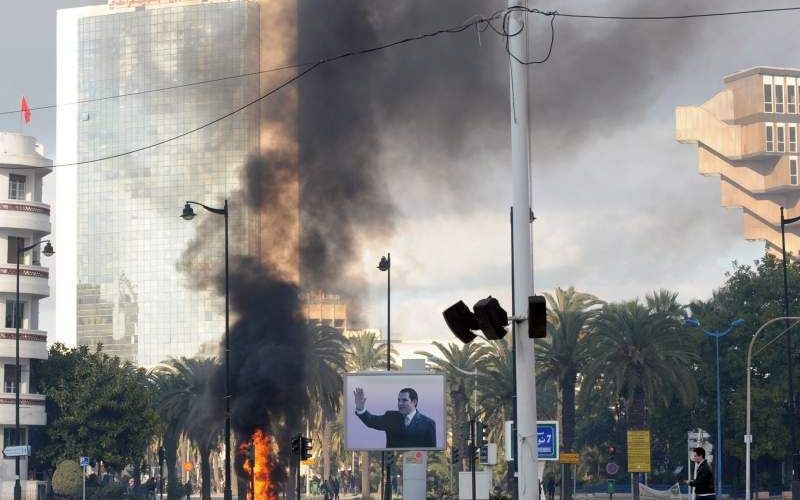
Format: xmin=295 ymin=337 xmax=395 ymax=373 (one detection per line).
xmin=1 ymin=1 xmax=789 ymax=346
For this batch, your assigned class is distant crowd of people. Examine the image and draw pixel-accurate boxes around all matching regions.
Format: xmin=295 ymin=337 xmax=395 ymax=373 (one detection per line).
xmin=310 ymin=470 xmax=360 ymax=499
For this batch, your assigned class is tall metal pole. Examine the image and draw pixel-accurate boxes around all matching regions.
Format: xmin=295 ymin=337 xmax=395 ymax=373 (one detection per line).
xmin=746 ymin=317 xmax=800 ymax=500
xmin=385 ymin=253 xmax=392 ymax=500
xmin=510 ymin=208 xmax=519 ymax=500
xmin=714 ymin=336 xmax=722 ymax=500
xmin=471 ymin=418 xmax=477 ymax=500
xmin=781 ymin=206 xmax=800 ymax=499
xmin=378 ymin=254 xmax=392 ymax=500
xmin=508 ymin=3 xmax=539 ymax=499
xmin=223 ymin=199 xmax=232 ymax=500
xmin=14 ymin=243 xmax=21 ymax=500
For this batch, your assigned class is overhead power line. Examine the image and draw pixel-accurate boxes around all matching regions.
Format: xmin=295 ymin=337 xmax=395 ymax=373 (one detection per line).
xmin=554 ymin=6 xmax=800 ymax=21
xmin=28 ymin=3 xmax=800 ymax=168
xmin=6 ymin=4 xmax=799 ymax=117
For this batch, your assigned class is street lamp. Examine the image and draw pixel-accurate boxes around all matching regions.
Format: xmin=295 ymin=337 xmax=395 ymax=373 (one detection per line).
xmin=377 ymin=253 xmax=391 ymax=500
xmin=685 ymin=317 xmax=744 ymax=500
xmin=781 ymin=206 xmax=800 ymax=498
xmin=181 ymin=200 xmax=230 ymax=500
xmin=746 ymin=317 xmax=800 ymax=500
xmin=13 ymin=239 xmax=53 ymax=500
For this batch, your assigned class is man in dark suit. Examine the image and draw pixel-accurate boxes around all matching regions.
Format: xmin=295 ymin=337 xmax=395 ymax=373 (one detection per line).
xmin=687 ymin=447 xmax=714 ymax=499
xmin=353 ymin=386 xmax=436 ymax=448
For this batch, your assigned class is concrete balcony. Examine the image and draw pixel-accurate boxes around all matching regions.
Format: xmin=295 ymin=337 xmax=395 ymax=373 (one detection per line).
xmin=0 ymin=329 xmax=47 ymax=360
xmin=0 ymin=201 xmax=50 ymax=234
xmin=0 ymin=265 xmax=49 ymax=297
xmin=676 ymin=106 xmax=775 ymax=159
xmin=0 ymin=393 xmax=45 ymax=426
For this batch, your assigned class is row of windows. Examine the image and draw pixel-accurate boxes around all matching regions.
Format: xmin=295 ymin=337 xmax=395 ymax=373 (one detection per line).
xmin=765 ymin=123 xmax=799 ymax=153
xmin=764 ymin=76 xmax=799 ymax=113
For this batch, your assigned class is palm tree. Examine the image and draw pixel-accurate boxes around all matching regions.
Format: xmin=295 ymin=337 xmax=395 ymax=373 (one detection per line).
xmin=415 ymin=341 xmax=489 ymax=471
xmin=477 ymin=338 xmax=514 ymax=492
xmin=305 ymin=323 xmax=348 ymax=482
xmin=536 ymin=287 xmax=603 ymax=500
xmin=345 ymin=331 xmax=393 ymax=499
xmin=151 ymin=363 xmax=190 ymax=500
xmin=172 ymin=357 xmax=223 ymax=500
xmin=583 ymin=298 xmax=699 ymax=500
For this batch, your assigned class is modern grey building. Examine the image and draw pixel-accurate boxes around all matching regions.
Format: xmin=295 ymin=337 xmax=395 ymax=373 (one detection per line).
xmin=56 ymin=0 xmax=297 ymax=365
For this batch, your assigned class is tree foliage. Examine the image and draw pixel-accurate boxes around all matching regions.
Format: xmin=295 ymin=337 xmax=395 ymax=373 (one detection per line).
xmin=32 ymin=343 xmax=157 ymax=471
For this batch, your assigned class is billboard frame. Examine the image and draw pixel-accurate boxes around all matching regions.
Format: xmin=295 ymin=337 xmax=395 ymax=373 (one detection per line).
xmin=344 ymin=371 xmax=447 ymax=452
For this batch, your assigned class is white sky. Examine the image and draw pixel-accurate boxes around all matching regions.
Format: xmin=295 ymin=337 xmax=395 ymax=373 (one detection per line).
xmin=0 ymin=1 xmax=783 ymax=347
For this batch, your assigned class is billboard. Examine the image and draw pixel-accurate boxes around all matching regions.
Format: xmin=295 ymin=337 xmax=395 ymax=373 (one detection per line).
xmin=344 ymin=372 xmax=446 ymax=451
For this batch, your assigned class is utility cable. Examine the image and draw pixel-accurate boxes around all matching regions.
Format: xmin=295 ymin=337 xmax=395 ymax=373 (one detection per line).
xmin=50 ymin=9 xmax=513 ymax=168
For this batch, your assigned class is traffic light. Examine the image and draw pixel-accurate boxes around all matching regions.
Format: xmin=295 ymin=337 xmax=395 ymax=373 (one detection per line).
xmin=608 ymin=446 xmax=616 ymax=462
xmin=528 ymin=295 xmax=547 ymax=338
xmin=479 ymin=445 xmax=489 ymax=463
xmin=451 ymin=447 xmax=461 ymax=465
xmin=385 ymin=453 xmax=395 ymax=467
xmin=300 ymin=436 xmax=313 ymax=461
xmin=463 ymin=421 xmax=472 ymax=442
xmin=472 ymin=297 xmax=509 ymax=340
xmin=475 ymin=420 xmax=488 ymax=449
xmin=291 ymin=434 xmax=301 ymax=454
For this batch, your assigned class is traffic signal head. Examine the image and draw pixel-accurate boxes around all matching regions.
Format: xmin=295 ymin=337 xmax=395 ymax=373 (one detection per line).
xmin=301 ymin=437 xmax=313 ymax=461
xmin=476 ymin=420 xmax=488 ymax=449
xmin=385 ymin=453 xmax=395 ymax=468
xmin=443 ymin=301 xmax=479 ymax=343
xmin=528 ymin=295 xmax=547 ymax=338
xmin=291 ymin=434 xmax=301 ymax=454
xmin=608 ymin=446 xmax=616 ymax=462
xmin=451 ymin=447 xmax=461 ymax=465
xmin=473 ymin=297 xmax=508 ymax=340
xmin=479 ymin=445 xmax=489 ymax=464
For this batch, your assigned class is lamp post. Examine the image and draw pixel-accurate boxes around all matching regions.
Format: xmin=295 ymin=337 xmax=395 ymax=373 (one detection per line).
xmin=13 ymin=239 xmax=54 ymax=500
xmin=686 ymin=317 xmax=744 ymax=500
xmin=181 ymin=200 xmax=230 ymax=500
xmin=377 ymin=254 xmax=391 ymax=500
xmin=746 ymin=317 xmax=800 ymax=500
xmin=781 ymin=206 xmax=800 ymax=498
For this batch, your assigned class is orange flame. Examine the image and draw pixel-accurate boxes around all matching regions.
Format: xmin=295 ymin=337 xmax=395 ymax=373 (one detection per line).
xmin=242 ymin=429 xmax=274 ymax=500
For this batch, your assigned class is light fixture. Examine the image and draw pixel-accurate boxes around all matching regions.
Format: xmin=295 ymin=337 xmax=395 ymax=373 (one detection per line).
xmin=181 ymin=202 xmax=196 ymax=220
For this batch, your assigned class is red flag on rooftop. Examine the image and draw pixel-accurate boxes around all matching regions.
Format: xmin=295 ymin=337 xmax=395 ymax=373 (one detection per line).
xmin=20 ymin=97 xmax=31 ymax=124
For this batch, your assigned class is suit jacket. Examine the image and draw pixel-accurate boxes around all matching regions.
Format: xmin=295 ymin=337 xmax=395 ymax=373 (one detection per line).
xmin=356 ymin=410 xmax=436 ymax=448
xmin=690 ymin=460 xmax=714 ymax=495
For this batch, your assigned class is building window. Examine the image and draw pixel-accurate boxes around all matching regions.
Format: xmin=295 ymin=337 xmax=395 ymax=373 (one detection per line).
xmin=3 ymin=365 xmax=17 ymax=393
xmin=765 ymin=83 xmax=773 ymax=112
xmin=792 ymin=157 xmax=799 ymax=185
xmin=778 ymin=125 xmax=785 ymax=152
xmin=6 ymin=237 xmax=21 ymax=265
xmin=766 ymin=123 xmax=774 ymax=152
xmin=789 ymin=85 xmax=797 ymax=114
xmin=776 ymin=83 xmax=785 ymax=113
xmin=3 ymin=427 xmax=26 ymax=450
xmin=5 ymin=301 xmax=23 ymax=329
xmin=791 ymin=126 xmax=797 ymax=153
xmin=8 ymin=175 xmax=25 ymax=201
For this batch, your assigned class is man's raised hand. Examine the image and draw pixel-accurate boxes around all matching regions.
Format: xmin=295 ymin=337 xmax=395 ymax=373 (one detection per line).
xmin=354 ymin=387 xmax=366 ymax=412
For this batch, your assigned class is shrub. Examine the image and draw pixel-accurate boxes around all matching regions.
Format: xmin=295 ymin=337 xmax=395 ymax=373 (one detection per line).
xmin=52 ymin=459 xmax=82 ymax=498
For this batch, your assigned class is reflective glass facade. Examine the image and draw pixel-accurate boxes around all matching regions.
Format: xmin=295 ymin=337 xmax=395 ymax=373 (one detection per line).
xmin=75 ymin=1 xmax=260 ymax=365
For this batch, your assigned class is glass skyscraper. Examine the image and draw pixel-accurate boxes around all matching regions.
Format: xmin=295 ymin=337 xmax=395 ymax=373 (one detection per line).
xmin=57 ymin=0 xmax=265 ymax=365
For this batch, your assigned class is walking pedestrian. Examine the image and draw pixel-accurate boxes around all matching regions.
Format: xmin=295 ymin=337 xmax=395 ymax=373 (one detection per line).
xmin=686 ymin=447 xmax=714 ymax=499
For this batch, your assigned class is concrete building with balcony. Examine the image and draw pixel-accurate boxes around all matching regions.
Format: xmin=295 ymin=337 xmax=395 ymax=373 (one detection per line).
xmin=676 ymin=66 xmax=800 ymax=255
xmin=0 ymin=132 xmax=51 ymax=496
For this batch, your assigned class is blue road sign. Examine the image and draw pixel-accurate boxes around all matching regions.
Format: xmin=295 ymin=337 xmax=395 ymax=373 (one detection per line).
xmin=80 ymin=456 xmax=89 ymax=467
xmin=537 ymin=421 xmax=559 ymax=461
